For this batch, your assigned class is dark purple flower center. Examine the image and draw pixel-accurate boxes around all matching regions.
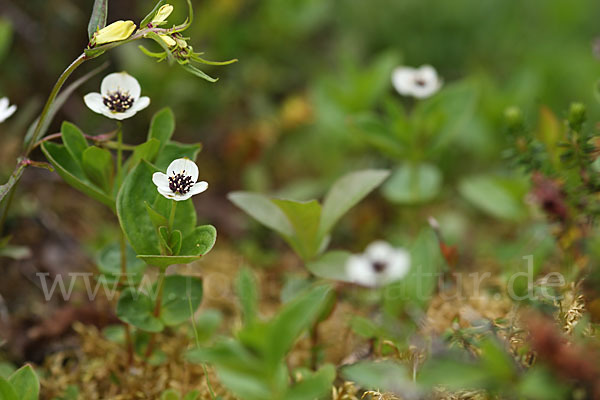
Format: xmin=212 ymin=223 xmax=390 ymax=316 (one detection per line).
xmin=372 ymin=261 xmax=387 ymax=273
xmin=169 ymin=171 xmax=193 ymax=195
xmin=103 ymin=91 xmax=134 ymax=113
xmin=414 ymin=77 xmax=427 ymax=87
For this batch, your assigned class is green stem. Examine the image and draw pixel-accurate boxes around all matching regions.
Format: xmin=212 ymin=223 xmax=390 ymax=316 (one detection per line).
xmin=168 ymin=200 xmax=177 ymax=232
xmin=188 ymin=296 xmax=217 ymax=400
xmin=145 ymin=272 xmax=167 ymax=358
xmin=116 ymin=122 xmax=123 ymax=183
xmin=25 ymin=53 xmax=87 ymax=156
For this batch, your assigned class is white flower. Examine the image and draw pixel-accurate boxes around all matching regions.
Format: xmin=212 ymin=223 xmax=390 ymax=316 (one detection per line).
xmin=83 ymin=72 xmax=150 ymax=120
xmin=0 ymin=97 xmax=17 ymax=123
xmin=152 ymin=158 xmax=208 ymax=201
xmin=391 ymin=65 xmax=442 ymax=99
xmin=346 ymin=241 xmax=410 ymax=287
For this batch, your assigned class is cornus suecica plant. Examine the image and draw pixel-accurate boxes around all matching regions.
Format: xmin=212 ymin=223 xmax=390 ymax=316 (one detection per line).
xmin=0 ymin=0 xmax=231 ymax=374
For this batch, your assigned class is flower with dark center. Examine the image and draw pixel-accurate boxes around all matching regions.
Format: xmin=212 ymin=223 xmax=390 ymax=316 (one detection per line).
xmin=346 ymin=241 xmax=410 ymax=287
xmin=392 ymin=65 xmax=442 ymax=99
xmin=152 ymin=158 xmax=208 ymax=201
xmin=84 ymin=72 xmax=150 ymax=120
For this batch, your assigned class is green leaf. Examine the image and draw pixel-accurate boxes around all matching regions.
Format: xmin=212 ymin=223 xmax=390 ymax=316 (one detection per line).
xmin=306 ymin=250 xmax=352 ymax=281
xmin=458 ymin=174 xmax=529 ymax=220
xmin=266 ymin=285 xmax=331 ymax=365
xmin=140 ymin=0 xmax=167 ymax=27
xmin=181 ymin=64 xmax=218 ymax=83
xmin=137 ymin=255 xmax=203 ymax=269
xmin=418 ymin=356 xmax=489 ymax=390
xmin=145 ymin=201 xmax=169 ymax=230
xmin=228 ymin=192 xmax=294 ymax=237
xmin=158 ymin=226 xmax=172 ymax=254
xmin=117 ymin=161 xmax=162 ymax=256
xmin=160 ymin=389 xmax=180 ymax=400
xmin=236 ymin=268 xmax=258 ymax=324
xmin=0 ymin=362 xmax=15 ymax=379
xmin=159 ymin=275 xmax=203 ymax=326
xmin=61 ymin=121 xmax=88 ymax=163
xmin=182 ymin=390 xmax=200 ymax=400
xmin=179 ymin=225 xmax=217 ymax=256
xmin=126 ymin=138 xmax=161 ymax=170
xmin=191 ymin=310 xmax=223 ymax=343
xmin=384 ymin=228 xmax=442 ymax=313
xmin=382 ymin=163 xmax=441 ymax=204
xmin=272 ymin=199 xmax=321 ymax=260
xmin=152 ymin=196 xmax=196 ymax=237
xmin=148 ymin=108 xmax=175 ymax=150
xmin=153 ymin=141 xmax=202 ymax=171
xmin=342 ymin=361 xmax=408 ymax=393
xmin=82 ymin=146 xmax=113 ymax=193
xmin=116 ymin=287 xmax=164 ymax=332
xmin=7 ymin=365 xmax=39 ymax=400
xmin=169 ymin=229 xmax=182 ymax=255
xmin=145 ymin=31 xmax=175 ymax=65
xmin=96 ymin=241 xmax=147 ymax=285
xmin=0 ymin=377 xmax=17 ymax=400
xmin=319 ymin=169 xmax=390 ymax=237
xmin=87 ymin=0 xmax=108 ymax=38
xmin=286 ymin=364 xmax=336 ymax=400
xmin=42 ymin=142 xmax=115 ymax=210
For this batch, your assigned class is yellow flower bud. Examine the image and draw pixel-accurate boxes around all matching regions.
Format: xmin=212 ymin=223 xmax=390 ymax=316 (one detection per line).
xmin=152 ymin=4 xmax=174 ymax=24
xmin=94 ymin=20 xmax=136 ymax=45
xmin=175 ymin=37 xmax=187 ymax=48
xmin=160 ymin=34 xmax=177 ymax=47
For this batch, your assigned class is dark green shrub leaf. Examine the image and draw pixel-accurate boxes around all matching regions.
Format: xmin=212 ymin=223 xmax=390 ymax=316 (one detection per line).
xmin=116 ymin=287 xmax=164 ymax=332
xmin=159 ymin=275 xmax=203 ymax=326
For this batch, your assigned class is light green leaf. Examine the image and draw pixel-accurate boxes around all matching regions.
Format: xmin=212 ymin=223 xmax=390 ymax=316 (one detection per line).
xmin=286 ymin=364 xmax=336 ymax=400
xmin=42 ymin=142 xmax=115 ymax=210
xmin=266 ymin=285 xmax=331 ymax=365
xmin=228 ymin=192 xmax=294 ymax=237
xmin=160 ymin=389 xmax=180 ymax=400
xmin=236 ymin=268 xmax=258 ymax=324
xmin=152 ymin=196 xmax=196 ymax=237
xmin=137 ymin=255 xmax=203 ymax=269
xmin=382 ymin=163 xmax=441 ymax=204
xmin=148 ymin=108 xmax=175 ymax=150
xmin=61 ymin=121 xmax=88 ymax=164
xmin=159 ymin=275 xmax=203 ymax=326
xmin=8 ymin=365 xmax=39 ymax=400
xmin=0 ymin=377 xmax=17 ymax=400
xmin=87 ymin=0 xmax=108 ymax=38
xmin=96 ymin=241 xmax=147 ymax=285
xmin=272 ymin=198 xmax=321 ymax=260
xmin=306 ymin=250 xmax=352 ymax=281
xmin=116 ymin=287 xmax=164 ymax=332
xmin=342 ymin=361 xmax=408 ymax=393
xmin=126 ymin=138 xmax=161 ymax=170
xmin=82 ymin=146 xmax=113 ymax=193
xmin=117 ymin=161 xmax=161 ymax=256
xmin=458 ymin=174 xmax=529 ymax=220
xmin=319 ymin=169 xmax=390 ymax=236
xmin=179 ymin=225 xmax=217 ymax=256
xmin=169 ymin=229 xmax=182 ymax=255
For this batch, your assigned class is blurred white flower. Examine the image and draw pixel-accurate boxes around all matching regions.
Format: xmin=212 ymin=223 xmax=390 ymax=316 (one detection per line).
xmin=346 ymin=241 xmax=410 ymax=287
xmin=152 ymin=158 xmax=208 ymax=201
xmin=83 ymin=72 xmax=150 ymax=120
xmin=391 ymin=65 xmax=442 ymax=99
xmin=0 ymin=97 xmax=17 ymax=123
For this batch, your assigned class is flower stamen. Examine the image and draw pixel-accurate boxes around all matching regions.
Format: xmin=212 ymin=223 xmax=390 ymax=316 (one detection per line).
xmin=169 ymin=171 xmax=193 ymax=195
xmin=102 ymin=90 xmax=135 ymax=113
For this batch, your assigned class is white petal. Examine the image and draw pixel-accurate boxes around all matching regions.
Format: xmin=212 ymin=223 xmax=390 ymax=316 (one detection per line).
xmin=157 ymin=186 xmax=176 ymax=199
xmin=0 ymin=97 xmax=8 ymax=110
xmin=132 ymin=96 xmax=150 ymax=112
xmin=346 ymin=255 xmax=377 ymax=287
xmin=172 ymin=192 xmax=194 ymax=201
xmin=0 ymin=104 xmax=16 ymax=122
xmin=101 ymin=72 xmax=141 ymax=99
xmin=108 ymin=107 xmax=139 ymax=120
xmin=167 ymin=158 xmax=199 ymax=181
xmin=417 ymin=65 xmax=438 ymax=82
xmin=391 ymin=67 xmax=417 ymax=95
xmin=385 ymin=249 xmax=411 ymax=282
xmin=188 ymin=181 xmax=208 ymax=196
xmin=83 ymin=92 xmax=107 ymax=114
xmin=365 ymin=240 xmax=394 ymax=262
xmin=152 ymin=172 xmax=169 ymax=190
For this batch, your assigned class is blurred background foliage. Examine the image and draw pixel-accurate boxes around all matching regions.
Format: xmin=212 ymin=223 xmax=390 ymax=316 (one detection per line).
xmin=1 ymin=0 xmax=600 ymax=255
